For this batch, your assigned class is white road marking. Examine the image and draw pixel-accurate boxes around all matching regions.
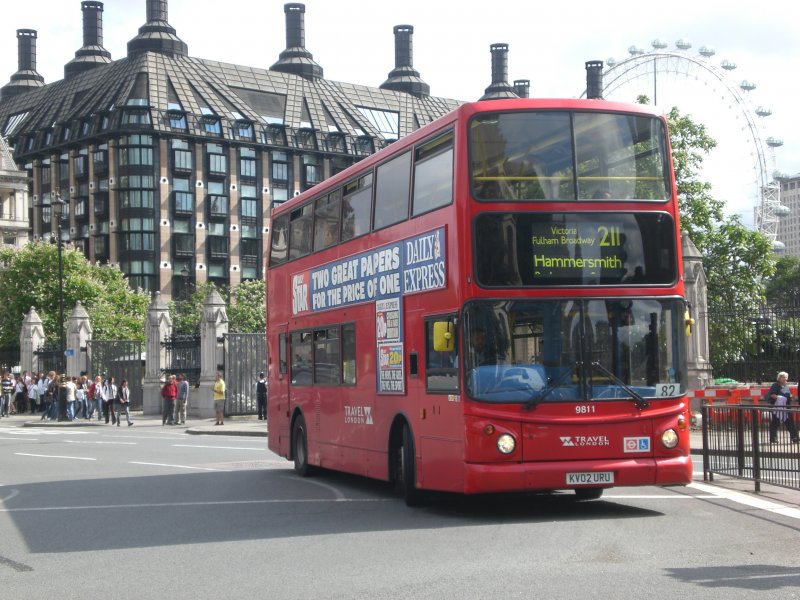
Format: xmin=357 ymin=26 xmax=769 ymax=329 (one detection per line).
xmin=0 ymin=497 xmax=390 ymax=513
xmin=129 ymin=461 xmax=229 ymax=472
xmin=172 ymin=444 xmax=265 ymax=451
xmin=605 ymin=494 xmax=718 ymax=499
xmin=280 ymin=474 xmax=347 ymax=500
xmin=0 ymin=489 xmax=19 ymax=502
xmin=15 ymin=452 xmax=96 ymax=461
xmin=689 ymin=481 xmax=800 ymax=520
xmin=65 ymin=440 xmax=137 ymax=445
xmin=0 ymin=437 xmax=38 ymax=441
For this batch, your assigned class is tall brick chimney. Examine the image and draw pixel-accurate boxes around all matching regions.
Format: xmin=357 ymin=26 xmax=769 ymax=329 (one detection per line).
xmin=380 ymin=25 xmax=430 ymax=98
xmin=1 ymin=29 xmax=45 ymax=101
xmin=127 ymin=0 xmax=188 ymax=58
xmin=270 ymin=3 xmax=323 ymax=80
xmin=480 ymin=43 xmax=518 ymax=100
xmin=65 ymin=1 xmax=112 ymax=79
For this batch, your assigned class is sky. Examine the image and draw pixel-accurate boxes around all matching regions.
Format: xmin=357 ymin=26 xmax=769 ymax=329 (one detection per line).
xmin=1 ymin=0 xmax=799 ymax=227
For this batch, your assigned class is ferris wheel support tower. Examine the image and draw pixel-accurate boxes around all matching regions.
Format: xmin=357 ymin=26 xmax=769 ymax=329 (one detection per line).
xmin=583 ymin=40 xmax=787 ymax=250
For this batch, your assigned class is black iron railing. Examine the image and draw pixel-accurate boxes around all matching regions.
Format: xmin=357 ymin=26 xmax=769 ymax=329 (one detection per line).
xmin=701 ymin=403 xmax=800 ymax=492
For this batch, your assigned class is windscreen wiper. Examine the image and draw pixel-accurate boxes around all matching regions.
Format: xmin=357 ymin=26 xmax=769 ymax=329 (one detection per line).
xmin=523 ymin=367 xmax=574 ymax=411
xmin=589 ymin=361 xmax=649 ymax=409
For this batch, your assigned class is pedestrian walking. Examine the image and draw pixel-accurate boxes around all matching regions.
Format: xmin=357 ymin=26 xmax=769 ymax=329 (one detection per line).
xmin=64 ymin=376 xmax=77 ymax=421
xmin=26 ymin=377 xmax=38 ymax=414
xmin=161 ymin=375 xmax=177 ymax=426
xmin=174 ymin=373 xmax=189 ymax=425
xmin=767 ymin=371 xmax=800 ymax=444
xmin=213 ymin=372 xmax=226 ymax=426
xmin=115 ymin=379 xmax=133 ymax=426
xmin=14 ymin=376 xmax=27 ymax=415
xmin=0 ymin=371 xmax=13 ymax=417
xmin=256 ymin=371 xmax=267 ymax=421
xmin=88 ymin=375 xmax=103 ymax=420
xmin=103 ymin=376 xmax=118 ymax=424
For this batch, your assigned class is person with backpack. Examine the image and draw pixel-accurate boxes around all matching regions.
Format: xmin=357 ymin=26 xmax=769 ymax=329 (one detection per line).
xmin=256 ymin=372 xmax=268 ymax=421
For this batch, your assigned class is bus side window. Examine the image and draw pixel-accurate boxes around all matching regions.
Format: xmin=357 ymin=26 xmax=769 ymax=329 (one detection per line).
xmin=290 ymin=331 xmax=312 ymax=386
xmin=278 ymin=333 xmax=287 ymax=374
xmin=425 ymin=317 xmax=459 ymax=393
xmin=342 ymin=323 xmax=356 ymax=385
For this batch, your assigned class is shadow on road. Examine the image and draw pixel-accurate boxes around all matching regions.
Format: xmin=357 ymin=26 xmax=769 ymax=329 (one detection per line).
xmin=2 ymin=467 xmax=663 ymax=554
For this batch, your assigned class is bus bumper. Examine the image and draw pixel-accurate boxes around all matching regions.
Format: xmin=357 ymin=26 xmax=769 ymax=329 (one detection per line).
xmin=462 ymin=455 xmax=692 ymax=494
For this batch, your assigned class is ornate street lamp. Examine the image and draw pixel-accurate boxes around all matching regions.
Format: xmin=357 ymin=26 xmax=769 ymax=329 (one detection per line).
xmin=51 ymin=193 xmax=67 ymax=420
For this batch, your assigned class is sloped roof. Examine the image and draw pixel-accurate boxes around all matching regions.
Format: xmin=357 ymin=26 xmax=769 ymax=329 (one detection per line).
xmin=0 ymin=49 xmax=461 ymax=159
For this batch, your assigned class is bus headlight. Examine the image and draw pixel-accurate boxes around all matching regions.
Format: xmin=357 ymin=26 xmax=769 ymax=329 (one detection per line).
xmin=497 ymin=434 xmax=516 ymax=455
xmin=661 ymin=429 xmax=679 ymax=449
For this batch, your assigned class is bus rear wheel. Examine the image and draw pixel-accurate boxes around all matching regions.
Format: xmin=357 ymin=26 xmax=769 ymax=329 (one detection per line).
xmin=395 ymin=424 xmax=425 ymax=507
xmin=292 ymin=415 xmax=314 ymax=477
xmin=574 ymin=487 xmax=604 ymax=501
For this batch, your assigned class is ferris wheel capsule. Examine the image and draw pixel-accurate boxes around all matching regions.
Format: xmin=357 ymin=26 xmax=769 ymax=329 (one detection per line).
xmin=675 ymin=39 xmax=692 ymax=50
xmin=652 ymin=39 xmax=668 ymax=49
xmin=740 ymin=80 xmax=756 ymax=91
xmin=774 ymin=205 xmax=790 ymax=217
xmin=755 ymin=106 xmax=772 ymax=117
xmin=720 ymin=60 xmax=737 ymax=70
xmin=699 ymin=46 xmax=715 ymax=57
xmin=766 ymin=137 xmax=784 ymax=147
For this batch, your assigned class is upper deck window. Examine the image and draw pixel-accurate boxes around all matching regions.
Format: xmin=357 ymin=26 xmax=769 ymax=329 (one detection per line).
xmin=470 ymin=111 xmax=670 ymax=202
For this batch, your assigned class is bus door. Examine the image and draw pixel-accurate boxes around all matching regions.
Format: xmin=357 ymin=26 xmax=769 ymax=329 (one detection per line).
xmin=271 ymin=326 xmax=291 ymax=456
xmin=417 ymin=315 xmax=463 ymax=491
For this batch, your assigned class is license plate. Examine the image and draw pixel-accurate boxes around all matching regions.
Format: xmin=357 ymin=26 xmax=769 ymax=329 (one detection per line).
xmin=566 ymin=471 xmax=614 ymax=486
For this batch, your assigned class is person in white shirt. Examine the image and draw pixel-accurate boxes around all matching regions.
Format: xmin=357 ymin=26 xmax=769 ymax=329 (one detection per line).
xmin=64 ymin=376 xmax=77 ymax=421
xmin=102 ymin=376 xmax=118 ymax=425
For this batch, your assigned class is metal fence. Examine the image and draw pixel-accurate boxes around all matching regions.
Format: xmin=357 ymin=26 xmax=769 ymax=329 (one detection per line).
xmin=701 ymin=403 xmax=800 ymax=492
xmin=708 ymin=304 xmax=800 ymax=383
xmin=161 ymin=334 xmax=201 ymax=386
xmin=87 ymin=340 xmax=144 ymax=411
xmin=0 ymin=346 xmax=20 ymax=373
xmin=223 ymin=333 xmax=266 ymax=416
xmin=33 ymin=345 xmax=62 ymax=376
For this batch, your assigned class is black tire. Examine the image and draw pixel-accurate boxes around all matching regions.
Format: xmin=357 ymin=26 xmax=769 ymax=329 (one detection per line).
xmin=292 ymin=414 xmax=314 ymax=477
xmin=396 ymin=424 xmax=425 ymax=507
xmin=574 ymin=487 xmax=604 ymax=501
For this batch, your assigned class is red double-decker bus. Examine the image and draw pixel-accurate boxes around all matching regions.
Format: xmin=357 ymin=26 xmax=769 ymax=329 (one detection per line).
xmin=266 ymin=98 xmax=692 ymax=504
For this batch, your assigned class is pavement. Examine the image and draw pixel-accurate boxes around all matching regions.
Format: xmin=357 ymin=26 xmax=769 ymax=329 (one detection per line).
xmin=2 ymin=411 xmax=268 ymax=437
xmin=3 ymin=412 xmax=800 ymax=509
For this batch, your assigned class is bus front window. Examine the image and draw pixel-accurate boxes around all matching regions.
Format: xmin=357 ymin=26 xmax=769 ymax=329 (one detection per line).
xmin=463 ymin=299 xmax=686 ymax=404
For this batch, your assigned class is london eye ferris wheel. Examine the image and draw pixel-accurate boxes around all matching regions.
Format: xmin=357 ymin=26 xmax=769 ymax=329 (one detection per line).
xmin=583 ymin=39 xmax=788 ymax=251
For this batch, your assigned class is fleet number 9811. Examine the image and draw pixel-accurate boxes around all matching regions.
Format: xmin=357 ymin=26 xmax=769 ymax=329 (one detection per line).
xmin=575 ymin=404 xmax=596 ymax=414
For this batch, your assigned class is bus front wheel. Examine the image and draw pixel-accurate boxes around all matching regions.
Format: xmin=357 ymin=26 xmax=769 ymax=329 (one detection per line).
xmin=395 ymin=424 xmax=425 ymax=507
xmin=292 ymin=415 xmax=314 ymax=477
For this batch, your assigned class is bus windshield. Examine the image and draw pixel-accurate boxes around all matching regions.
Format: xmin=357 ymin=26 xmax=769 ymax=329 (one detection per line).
xmin=470 ymin=110 xmax=670 ymax=201
xmin=463 ymin=299 xmax=687 ymax=404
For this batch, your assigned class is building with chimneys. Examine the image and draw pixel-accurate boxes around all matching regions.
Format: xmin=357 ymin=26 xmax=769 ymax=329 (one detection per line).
xmin=0 ymin=0 xmax=513 ymax=297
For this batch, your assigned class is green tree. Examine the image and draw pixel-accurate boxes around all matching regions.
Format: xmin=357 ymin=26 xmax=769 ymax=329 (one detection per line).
xmin=664 ymin=106 xmax=775 ymax=364
xmin=168 ymin=280 xmax=265 ymax=335
xmin=0 ymin=242 xmax=149 ymax=347
xmin=169 ymin=281 xmax=217 ymax=336
xmin=765 ymin=255 xmax=800 ymax=306
xmin=228 ymin=279 xmax=265 ymax=333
